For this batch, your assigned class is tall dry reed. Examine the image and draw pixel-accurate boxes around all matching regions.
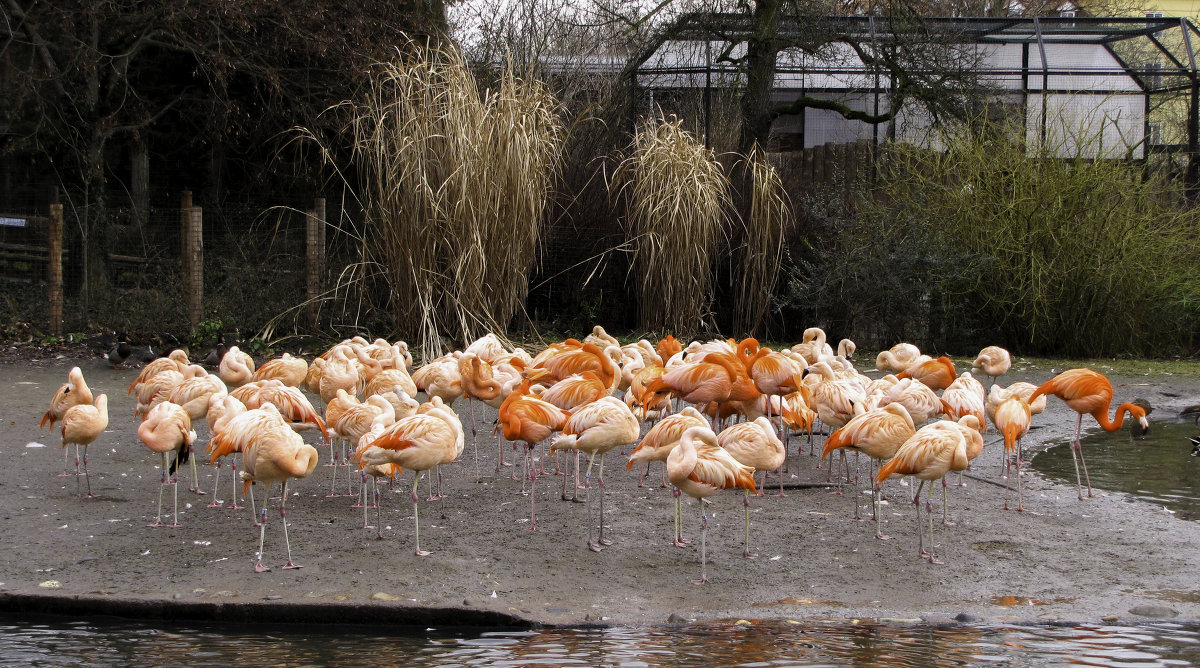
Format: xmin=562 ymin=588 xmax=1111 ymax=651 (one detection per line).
xmin=614 ymin=115 xmax=729 ymax=336
xmin=345 ymin=42 xmax=564 ymax=358
xmin=732 ymin=145 xmax=792 ymax=336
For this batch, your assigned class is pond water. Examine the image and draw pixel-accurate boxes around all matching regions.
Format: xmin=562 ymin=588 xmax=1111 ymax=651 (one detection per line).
xmin=4 ymin=616 xmax=1200 ymax=667
xmin=1030 ymin=419 xmax=1200 ymax=521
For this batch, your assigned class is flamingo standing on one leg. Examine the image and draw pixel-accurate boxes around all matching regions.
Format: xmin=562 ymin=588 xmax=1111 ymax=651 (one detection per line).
xmin=972 ymin=346 xmax=1012 ymax=387
xmin=138 ymin=401 xmax=197 ymax=527
xmin=626 ymin=407 xmax=709 ymax=547
xmin=61 ymin=394 xmax=109 ymax=498
xmin=667 ymin=426 xmax=757 ymax=584
xmin=549 ymin=396 xmax=640 ymax=551
xmin=1028 ymin=368 xmax=1150 ymax=500
xmin=496 ymin=380 xmax=568 ymax=531
xmin=717 ymin=417 xmax=783 ymax=558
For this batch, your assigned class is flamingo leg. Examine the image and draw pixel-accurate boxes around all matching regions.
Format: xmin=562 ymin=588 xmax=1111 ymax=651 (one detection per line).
xmin=281 ymin=481 xmax=301 ymax=569
xmin=585 ymin=452 xmax=599 ymax=551
xmin=694 ymin=506 xmax=709 ymax=585
xmin=375 ymin=478 xmax=384 ymax=540
xmin=208 ymin=460 xmax=224 ymax=508
xmin=469 ymin=399 xmax=480 ymax=482
xmin=743 ymin=489 xmax=756 ymax=558
xmin=912 ymin=480 xmax=928 ymax=559
xmin=527 ymin=444 xmax=538 ymax=531
xmin=254 ymin=482 xmax=272 ymax=572
xmin=942 ymin=477 xmax=955 ymax=526
xmin=412 ymin=470 xmax=430 ymax=556
xmin=150 ymin=453 xmax=167 ymax=527
xmin=171 ymin=453 xmax=181 ymax=526
xmin=672 ymin=487 xmax=690 ymax=547
xmin=81 ymin=446 xmax=94 ymax=498
xmin=1016 ymin=438 xmax=1025 ymax=512
xmin=597 ymin=453 xmax=612 ymax=547
xmin=189 ymin=442 xmax=204 ymax=494
xmin=925 ymin=495 xmax=943 ymax=564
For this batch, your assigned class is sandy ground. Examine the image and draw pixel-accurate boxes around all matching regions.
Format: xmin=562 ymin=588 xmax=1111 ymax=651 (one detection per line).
xmin=2 ymin=350 xmax=1199 ymax=629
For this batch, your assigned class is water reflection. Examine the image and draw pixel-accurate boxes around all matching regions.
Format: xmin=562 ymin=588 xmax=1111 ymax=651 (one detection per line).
xmin=3 ymin=617 xmax=1200 ymax=667
xmin=1031 ymin=420 xmax=1200 ymax=520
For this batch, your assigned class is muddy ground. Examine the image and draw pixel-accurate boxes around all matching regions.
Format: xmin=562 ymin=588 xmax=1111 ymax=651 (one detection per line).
xmin=2 ymin=348 xmax=1199 ymax=629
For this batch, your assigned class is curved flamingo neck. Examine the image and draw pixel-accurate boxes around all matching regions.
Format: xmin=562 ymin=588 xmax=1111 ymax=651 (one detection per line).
xmin=1094 ymin=403 xmax=1145 ymax=432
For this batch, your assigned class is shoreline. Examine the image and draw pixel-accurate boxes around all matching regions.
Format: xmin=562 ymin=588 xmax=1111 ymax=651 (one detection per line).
xmin=3 ymin=354 xmax=1199 ymax=629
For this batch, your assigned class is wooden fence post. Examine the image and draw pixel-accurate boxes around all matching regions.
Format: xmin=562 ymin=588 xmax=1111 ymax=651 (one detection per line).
xmin=47 ymin=203 xmax=63 ymax=337
xmin=184 ymin=207 xmax=203 ymax=329
xmin=306 ymin=197 xmax=326 ymax=328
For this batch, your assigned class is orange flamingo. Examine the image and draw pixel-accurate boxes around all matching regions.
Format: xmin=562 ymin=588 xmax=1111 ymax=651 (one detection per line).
xmin=354 ymin=400 xmax=463 ymax=555
xmin=497 ymin=380 xmax=568 ymax=531
xmin=1028 ymin=368 xmax=1150 ymax=500
xmin=626 ymin=406 xmax=708 ymax=547
xmin=667 ymin=426 xmax=756 ymax=583
xmin=993 ymin=394 xmax=1032 ymax=511
xmin=875 ymin=416 xmax=983 ymax=563
xmin=656 ymin=335 xmax=683 ymax=363
xmin=897 ymin=355 xmax=958 ymax=392
xmin=138 ymin=401 xmax=196 ymax=527
xmin=61 ymin=394 xmax=109 ymax=498
xmin=822 ymin=403 xmax=917 ymax=533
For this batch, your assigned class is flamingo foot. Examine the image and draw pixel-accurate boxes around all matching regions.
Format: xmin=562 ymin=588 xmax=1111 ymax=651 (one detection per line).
xmin=743 ymin=550 xmax=758 ymax=559
xmin=588 ymin=541 xmax=604 ymax=553
xmin=147 ymin=521 xmax=164 ymax=528
xmin=255 ymin=561 xmax=271 ymax=573
xmin=943 ymin=519 xmax=956 ymax=527
xmin=350 ymin=501 xmax=364 ymax=509
xmin=875 ymin=532 xmax=892 ymax=540
xmin=600 ymin=537 xmax=613 ymax=546
xmin=692 ymin=577 xmax=709 ymax=585
xmin=283 ymin=561 xmax=302 ymax=570
xmin=414 ymin=549 xmax=430 ymax=557
xmin=207 ymin=500 xmax=224 ymax=508
xmin=673 ymin=538 xmax=691 ymax=548
xmin=190 ymin=487 xmax=207 ymax=495
xmin=228 ymin=503 xmax=244 ymax=510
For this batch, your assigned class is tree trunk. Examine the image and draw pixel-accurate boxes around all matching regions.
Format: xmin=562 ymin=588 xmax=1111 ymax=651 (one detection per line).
xmin=739 ymin=0 xmax=781 ymax=155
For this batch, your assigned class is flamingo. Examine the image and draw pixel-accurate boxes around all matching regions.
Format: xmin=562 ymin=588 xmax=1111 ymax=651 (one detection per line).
xmin=354 ymin=399 xmax=463 ymax=555
xmin=897 ymin=356 xmax=958 ymax=392
xmin=127 ymin=349 xmax=190 ymax=395
xmin=986 ymin=382 xmax=1047 ymax=426
xmin=333 ymin=395 xmax=396 ymax=509
xmin=656 ymin=335 xmax=683 ymax=362
xmin=41 ymin=366 xmax=92 ymax=431
xmin=667 ymin=426 xmax=756 ymax=583
xmin=879 ymin=377 xmax=943 ymax=425
xmin=549 ymin=396 xmax=640 ymax=551
xmin=875 ymin=343 xmax=922 ymax=375
xmin=42 ymin=367 xmax=93 ymax=475
xmin=354 ymin=424 xmax=402 ymax=538
xmin=138 ymin=401 xmax=196 ymax=527
xmin=167 ymin=367 xmax=226 ymax=493
xmin=993 ymin=394 xmax=1032 ymax=511
xmin=821 ymin=403 xmax=917 ymax=533
xmin=790 ymin=327 xmax=833 ymax=365
xmin=205 ymin=393 xmax=247 ymax=508
xmin=497 ymin=380 xmax=568 ymax=531
xmin=1028 ymin=368 xmax=1150 ymax=500
xmin=626 ymin=406 xmax=709 ymax=547
xmin=717 ymin=417 xmax=783 ymax=558
xmin=61 ymin=394 xmax=109 ymax=498
xmin=213 ymin=403 xmax=318 ymax=571
xmin=252 ymin=353 xmax=308 ymax=387
xmin=972 ymin=346 xmax=1012 ymax=386
xmin=875 ymin=415 xmax=983 ymax=563
xmin=218 ymin=346 xmax=256 ymax=388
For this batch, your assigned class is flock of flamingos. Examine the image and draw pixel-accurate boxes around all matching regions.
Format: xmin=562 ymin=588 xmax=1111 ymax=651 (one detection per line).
xmin=38 ymin=326 xmax=1151 ymax=581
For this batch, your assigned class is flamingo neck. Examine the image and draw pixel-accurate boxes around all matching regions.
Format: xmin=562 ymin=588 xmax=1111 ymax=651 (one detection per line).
xmin=1094 ymin=403 xmax=1144 ymax=432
